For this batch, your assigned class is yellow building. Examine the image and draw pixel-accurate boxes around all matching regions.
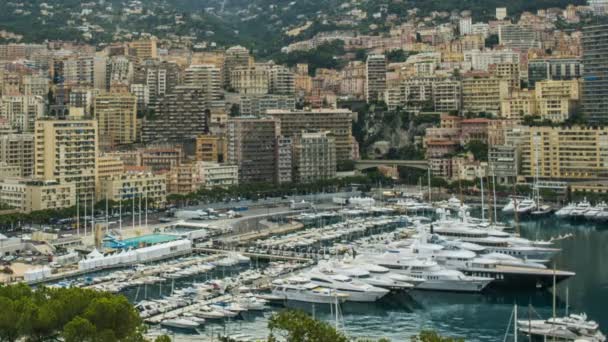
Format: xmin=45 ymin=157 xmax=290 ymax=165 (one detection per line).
xmin=500 ymin=89 xmax=536 ymax=121
xmin=490 ymin=62 xmax=520 ymax=90
xmin=534 ymin=79 xmax=580 ymax=123
xmin=462 ymin=73 xmax=510 ymax=115
xmin=129 ymin=38 xmax=158 ymax=60
xmin=94 ymin=91 xmax=137 ymax=147
xmin=34 ymin=118 xmax=98 ymax=200
xmin=520 ymin=126 xmax=608 ymax=180
xmin=0 ymin=178 xmax=75 ymax=213
xmin=195 ymin=135 xmax=227 ymax=163
xmin=96 ymin=155 xmax=125 ymax=199
xmin=98 ymin=171 xmax=166 ymax=207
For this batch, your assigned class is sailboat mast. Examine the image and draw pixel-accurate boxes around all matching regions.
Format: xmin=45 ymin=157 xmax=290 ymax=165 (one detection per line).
xmin=514 ymin=304 xmax=518 ymax=342
xmin=480 ymin=176 xmax=485 ymax=221
xmin=76 ymin=196 xmax=79 ymax=236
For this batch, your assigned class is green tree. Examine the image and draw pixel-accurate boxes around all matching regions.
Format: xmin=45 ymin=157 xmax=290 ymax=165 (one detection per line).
xmin=411 ymin=330 xmax=464 ymax=342
xmin=154 ymin=335 xmax=172 ymax=342
xmin=267 ymin=310 xmax=349 ymax=342
xmin=464 ymin=140 xmax=489 ymax=162
xmin=63 ymin=316 xmax=97 ymax=342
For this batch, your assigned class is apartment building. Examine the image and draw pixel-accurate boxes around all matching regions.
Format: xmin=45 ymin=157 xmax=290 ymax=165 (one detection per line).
xmin=227 ymin=117 xmax=279 ymax=183
xmin=129 ymin=38 xmax=158 ymax=60
xmin=0 ymin=95 xmax=45 ymax=132
xmin=223 ymin=46 xmax=251 ymax=87
xmin=0 ymin=133 xmax=34 ymax=177
xmin=519 ymin=126 xmax=608 ymax=180
xmin=462 ymin=72 xmax=509 ymax=115
xmin=276 ymin=136 xmax=293 ymax=184
xmin=582 ymin=24 xmax=608 ymax=124
xmin=34 ymin=118 xmax=98 ymax=200
xmin=266 ymin=108 xmax=356 ymax=162
xmin=198 ymin=162 xmax=239 ymax=189
xmin=195 ymin=135 xmax=227 ymax=163
xmin=292 ymin=132 xmax=337 ymax=183
xmin=239 ymin=94 xmax=296 ymax=116
xmin=94 ymin=90 xmax=138 ymax=147
xmin=0 ymin=178 xmax=75 ymax=213
xmin=98 ymin=171 xmax=166 ymax=207
xmin=230 ymin=66 xmax=270 ymax=94
xmin=141 ymin=86 xmax=209 ymax=142
xmin=527 ymin=58 xmax=582 ymax=88
xmin=269 ymin=65 xmax=295 ymax=95
xmin=366 ymin=54 xmax=387 ymax=102
xmin=183 ymin=64 xmax=222 ymax=106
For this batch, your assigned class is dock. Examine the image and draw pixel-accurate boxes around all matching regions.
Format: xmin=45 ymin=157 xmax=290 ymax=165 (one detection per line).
xmin=193 ymin=247 xmax=313 ymax=263
xmin=144 ymin=294 xmax=232 ymax=324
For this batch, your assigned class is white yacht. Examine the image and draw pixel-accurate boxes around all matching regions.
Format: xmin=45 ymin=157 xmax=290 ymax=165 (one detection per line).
xmin=569 ymin=199 xmax=592 ymax=218
xmin=555 ymin=203 xmax=576 ymax=218
xmin=436 ymin=195 xmax=470 ymax=211
xmin=429 ymin=224 xmax=560 ymax=260
xmin=584 ymin=202 xmax=608 ymax=220
xmin=302 ymin=269 xmax=390 ymax=302
xmin=518 ymin=313 xmax=606 ymax=342
xmin=318 ymin=261 xmax=414 ymax=291
xmin=502 ymin=197 xmax=533 ymax=213
xmin=359 ymin=252 xmax=492 ymax=292
xmin=515 ymin=198 xmax=537 ymax=215
xmin=161 ymin=318 xmax=200 ymax=330
xmin=271 ymin=277 xmax=349 ymax=304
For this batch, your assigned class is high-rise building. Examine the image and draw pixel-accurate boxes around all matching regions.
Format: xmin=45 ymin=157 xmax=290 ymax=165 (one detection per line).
xmin=498 ymin=25 xmax=541 ymax=50
xmin=134 ymin=60 xmax=181 ymax=108
xmin=94 ymin=90 xmax=138 ymax=147
xmin=582 ymin=24 xmax=608 ymax=123
xmin=227 ymin=117 xmax=279 ymax=183
xmin=0 ymin=95 xmax=45 ymax=132
xmin=34 ymin=118 xmax=98 ymax=200
xmin=589 ymin=0 xmax=608 ymax=14
xmin=239 ymin=94 xmax=296 ymax=116
xmin=269 ymin=65 xmax=295 ymax=95
xmin=223 ymin=46 xmax=251 ymax=88
xmin=276 ymin=136 xmax=293 ymax=184
xmin=139 ymin=146 xmax=183 ymax=172
xmin=0 ymin=133 xmax=34 ymax=177
xmin=386 ymin=77 xmax=461 ymax=112
xmin=519 ymin=126 xmax=608 ymax=180
xmin=129 ymin=38 xmax=158 ymax=60
xmin=266 ymin=108 xmax=356 ymax=162
xmin=462 ymin=72 xmax=510 ymax=115
xmin=527 ymin=58 xmax=582 ymax=88
xmin=459 ymin=17 xmax=472 ymax=35
xmin=292 ymin=131 xmax=337 ymax=183
xmin=183 ymin=64 xmax=222 ymax=106
xmin=366 ymin=54 xmax=387 ymax=102
xmin=21 ymin=75 xmax=49 ymax=97
xmin=141 ymin=86 xmax=209 ymax=142
xmin=68 ymin=88 xmax=96 ymax=116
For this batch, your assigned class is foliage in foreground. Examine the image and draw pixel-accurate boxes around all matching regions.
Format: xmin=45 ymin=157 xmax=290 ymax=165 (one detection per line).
xmin=0 ymin=284 xmax=146 ymax=342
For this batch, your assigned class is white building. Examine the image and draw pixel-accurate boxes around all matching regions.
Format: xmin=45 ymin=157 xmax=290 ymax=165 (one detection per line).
xmin=464 ymin=49 xmax=520 ymax=71
xmin=459 ymin=17 xmax=472 ymax=35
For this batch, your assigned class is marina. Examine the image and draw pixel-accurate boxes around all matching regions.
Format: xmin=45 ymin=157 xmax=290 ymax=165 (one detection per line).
xmin=11 ymin=193 xmax=599 ymax=341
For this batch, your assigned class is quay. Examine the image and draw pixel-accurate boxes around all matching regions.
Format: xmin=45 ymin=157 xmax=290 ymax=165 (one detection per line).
xmin=193 ymin=247 xmax=314 ymax=263
xmin=144 ymin=294 xmax=233 ymax=324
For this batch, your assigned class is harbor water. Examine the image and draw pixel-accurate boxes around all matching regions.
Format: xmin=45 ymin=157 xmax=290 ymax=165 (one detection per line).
xmin=135 ymin=215 xmax=608 ymax=341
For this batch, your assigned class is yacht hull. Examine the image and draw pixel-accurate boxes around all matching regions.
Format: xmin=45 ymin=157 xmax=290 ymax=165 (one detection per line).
xmin=462 ymin=268 xmax=575 ymax=290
